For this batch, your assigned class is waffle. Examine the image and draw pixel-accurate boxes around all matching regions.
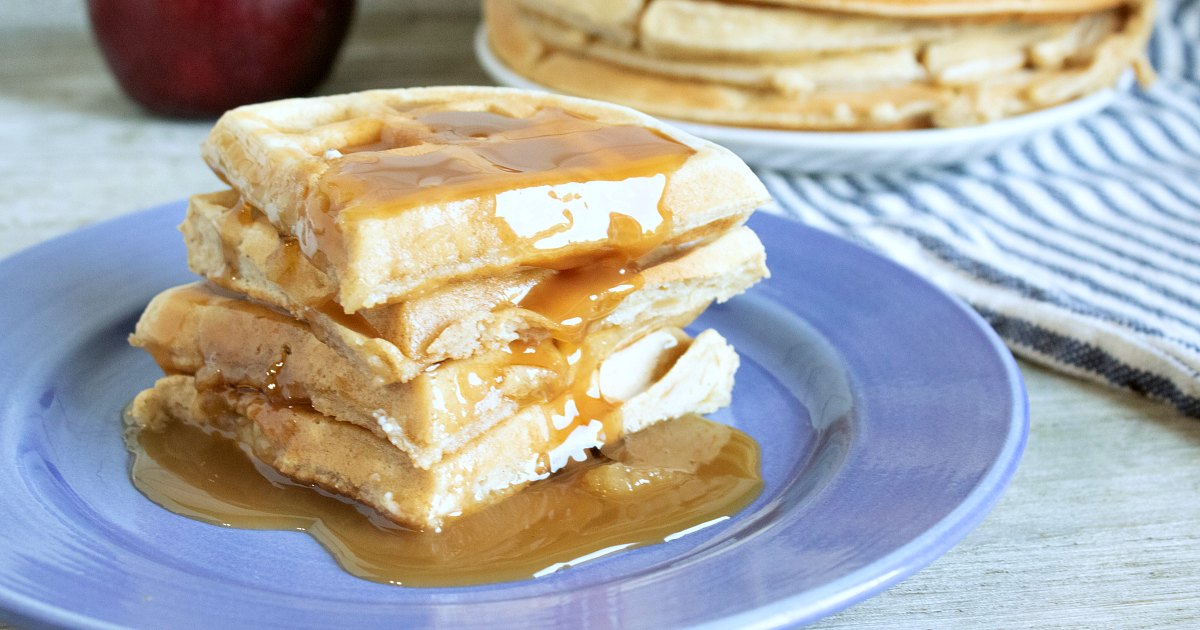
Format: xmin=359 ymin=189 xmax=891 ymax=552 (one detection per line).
xmin=487 ymin=0 xmax=1154 ymax=130
xmin=130 ymin=85 xmax=769 ymax=531
xmin=516 ymin=0 xmax=1129 ymax=23
xmin=725 ymin=0 xmax=1128 ymax=17
xmin=182 ymin=190 xmax=766 ymax=383
xmin=130 ymin=321 xmax=739 ymax=529
xmin=513 ymin=0 xmax=644 ymax=46
xmin=201 ymin=86 xmax=769 ymax=311
xmin=131 ymin=279 xmax=747 ymax=468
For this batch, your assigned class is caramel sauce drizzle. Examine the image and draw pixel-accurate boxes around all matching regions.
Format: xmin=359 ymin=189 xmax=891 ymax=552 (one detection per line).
xmin=544 ymin=339 xmax=621 ymax=466
xmin=515 ymin=259 xmax=642 ymax=343
xmin=309 ymin=107 xmax=692 ymax=269
xmin=195 ymin=108 xmax=705 ymax=493
xmin=430 ymin=338 xmax=566 ymax=424
xmin=133 ymin=106 xmax=756 ymax=588
xmin=324 ymin=108 xmax=691 ymax=213
xmin=279 ymin=110 xmax=689 ymax=453
xmin=307 ymin=299 xmax=381 ymax=340
xmin=129 ymin=413 xmax=761 ymax=587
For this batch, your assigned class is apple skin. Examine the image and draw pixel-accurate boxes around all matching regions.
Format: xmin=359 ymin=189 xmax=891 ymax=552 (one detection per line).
xmin=88 ymin=0 xmax=356 ymax=118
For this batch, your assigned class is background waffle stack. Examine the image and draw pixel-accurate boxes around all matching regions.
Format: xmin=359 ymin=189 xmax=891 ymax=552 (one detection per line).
xmin=486 ymin=0 xmax=1154 ymax=130
xmin=127 ymin=86 xmax=770 ymax=530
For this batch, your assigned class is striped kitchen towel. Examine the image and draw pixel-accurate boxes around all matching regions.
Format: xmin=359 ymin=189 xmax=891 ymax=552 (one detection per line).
xmin=759 ymin=0 xmax=1200 ymax=418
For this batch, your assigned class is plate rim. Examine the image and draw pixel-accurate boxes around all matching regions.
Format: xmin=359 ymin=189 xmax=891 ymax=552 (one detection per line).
xmin=715 ymin=234 xmax=1030 ymax=627
xmin=0 ymin=203 xmax=1029 ymax=629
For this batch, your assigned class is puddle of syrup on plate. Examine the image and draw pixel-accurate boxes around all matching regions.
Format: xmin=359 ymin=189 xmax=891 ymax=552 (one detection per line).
xmin=127 ymin=413 xmax=762 ymax=587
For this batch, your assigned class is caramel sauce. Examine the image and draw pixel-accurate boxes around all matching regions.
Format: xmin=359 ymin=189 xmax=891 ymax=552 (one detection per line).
xmin=418 ymin=109 xmax=594 ymax=140
xmin=309 ymin=107 xmax=693 ymax=268
xmin=502 ymin=338 xmax=569 ymax=373
xmin=212 ymin=198 xmax=252 ymax=284
xmin=307 ymin=299 xmax=381 ymax=339
xmin=500 ymin=327 xmax=656 ymax=469
xmin=430 ymin=338 xmax=566 ymax=423
xmin=323 ymin=108 xmax=691 ymax=213
xmin=516 ymin=259 xmax=642 ymax=343
xmin=129 ymin=414 xmax=762 ymax=587
xmin=231 ymin=197 xmax=255 ymax=226
xmin=261 ymin=353 xmax=288 ymax=397
xmin=558 ymin=341 xmax=617 ymax=445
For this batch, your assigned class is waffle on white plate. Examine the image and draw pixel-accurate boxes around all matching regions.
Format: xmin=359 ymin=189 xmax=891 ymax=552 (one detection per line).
xmin=487 ymin=0 xmax=1155 ymax=130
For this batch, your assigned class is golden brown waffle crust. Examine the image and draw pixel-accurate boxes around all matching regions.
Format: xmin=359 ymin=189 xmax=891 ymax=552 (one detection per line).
xmin=182 ymin=188 xmax=768 ymax=384
xmin=129 ymin=325 xmax=739 ymax=530
xmin=201 ymin=87 xmax=769 ymax=312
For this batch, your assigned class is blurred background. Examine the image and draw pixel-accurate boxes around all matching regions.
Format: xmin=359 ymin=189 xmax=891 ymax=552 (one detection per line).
xmin=0 ymin=0 xmax=482 ymax=258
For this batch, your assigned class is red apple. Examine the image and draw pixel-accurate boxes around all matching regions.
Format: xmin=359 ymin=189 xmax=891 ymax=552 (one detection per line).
xmin=88 ymin=0 xmax=356 ymax=118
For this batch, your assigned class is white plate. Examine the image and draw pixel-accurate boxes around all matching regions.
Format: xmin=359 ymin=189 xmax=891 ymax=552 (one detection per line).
xmin=474 ymin=26 xmax=1122 ymax=173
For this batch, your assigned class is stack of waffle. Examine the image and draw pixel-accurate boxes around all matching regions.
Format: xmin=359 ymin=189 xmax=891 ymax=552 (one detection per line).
xmin=128 ymin=87 xmax=770 ymax=530
xmin=486 ymin=0 xmax=1154 ymax=130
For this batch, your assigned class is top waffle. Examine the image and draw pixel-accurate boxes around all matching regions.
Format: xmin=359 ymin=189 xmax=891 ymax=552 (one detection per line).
xmin=202 ymin=86 xmax=769 ymax=311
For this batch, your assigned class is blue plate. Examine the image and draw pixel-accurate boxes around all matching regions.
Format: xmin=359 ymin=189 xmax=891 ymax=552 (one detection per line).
xmin=0 ymin=203 xmax=1026 ymax=629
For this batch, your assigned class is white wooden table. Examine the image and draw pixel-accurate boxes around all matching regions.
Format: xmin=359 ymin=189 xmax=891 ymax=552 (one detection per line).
xmin=2 ymin=3 xmax=1197 ymax=628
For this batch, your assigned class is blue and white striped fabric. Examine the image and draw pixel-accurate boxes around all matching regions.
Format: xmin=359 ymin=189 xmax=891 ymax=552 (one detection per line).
xmin=759 ymin=0 xmax=1200 ymax=418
